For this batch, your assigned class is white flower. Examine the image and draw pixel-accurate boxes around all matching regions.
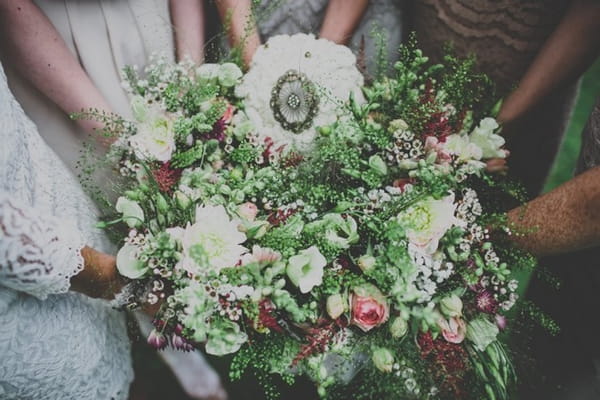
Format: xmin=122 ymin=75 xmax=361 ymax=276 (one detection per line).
xmin=129 ymin=111 xmax=176 ymax=162
xmin=173 ymin=205 xmax=247 ymax=275
xmin=236 ymin=33 xmax=364 ymax=152
xmin=287 ymin=246 xmax=327 ymax=293
xmin=116 ymin=243 xmax=147 ymax=279
xmin=469 ymin=117 xmax=506 ymax=159
xmin=399 ymin=194 xmax=458 ymax=254
xmin=217 ymin=63 xmax=243 ymax=88
xmin=116 ymin=196 xmax=144 ymax=228
xmin=443 ymin=134 xmax=483 ymax=162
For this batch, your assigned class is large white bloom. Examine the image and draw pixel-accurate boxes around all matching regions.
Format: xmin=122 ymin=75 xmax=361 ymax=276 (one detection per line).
xmin=399 ymin=194 xmax=459 ymax=254
xmin=169 ymin=205 xmax=247 ymax=275
xmin=469 ymin=117 xmax=506 ymax=159
xmin=128 ymin=98 xmax=176 ymax=162
xmin=236 ymin=33 xmax=364 ymax=152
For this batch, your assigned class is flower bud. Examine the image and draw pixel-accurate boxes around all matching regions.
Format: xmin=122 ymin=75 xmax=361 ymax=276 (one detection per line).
xmin=171 ymin=333 xmax=194 ymax=351
xmin=390 ymin=317 xmax=408 ymax=339
xmin=357 ymin=255 xmax=376 ymax=273
xmin=440 ymin=294 xmax=463 ymax=318
xmin=326 ymin=293 xmax=345 ymax=320
xmin=174 ymin=191 xmax=191 ymax=210
xmin=368 ymin=155 xmax=388 ymax=176
xmin=147 ymin=329 xmax=168 ymax=350
xmin=155 ymin=193 xmax=169 ymax=214
xmin=372 ymin=347 xmax=394 ymax=373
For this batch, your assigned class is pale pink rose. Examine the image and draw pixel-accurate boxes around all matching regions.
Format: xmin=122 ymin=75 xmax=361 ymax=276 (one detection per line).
xmin=238 ymin=202 xmax=258 ymax=221
xmin=350 ymin=284 xmax=389 ymax=332
xmin=438 ymin=316 xmax=467 ymax=344
xmin=424 ymin=136 xmax=452 ymax=165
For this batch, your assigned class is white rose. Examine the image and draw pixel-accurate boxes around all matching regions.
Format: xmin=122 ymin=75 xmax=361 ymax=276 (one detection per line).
xmin=116 ymin=196 xmax=144 ymax=228
xmin=116 ymin=243 xmax=148 ymax=279
xmin=469 ymin=117 xmax=506 ymax=159
xmin=129 ymin=115 xmax=176 ymax=162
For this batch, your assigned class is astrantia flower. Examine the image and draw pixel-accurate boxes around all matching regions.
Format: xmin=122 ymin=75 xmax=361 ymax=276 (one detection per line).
xmin=169 ymin=205 xmax=247 ymax=275
xmin=236 ymin=33 xmax=364 ymax=152
xmin=399 ymin=194 xmax=459 ymax=254
xmin=475 ymin=290 xmax=498 ymax=314
xmin=286 ymin=246 xmax=326 ymax=293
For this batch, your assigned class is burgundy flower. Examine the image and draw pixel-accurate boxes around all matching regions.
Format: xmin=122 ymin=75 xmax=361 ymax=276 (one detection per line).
xmin=205 ymin=118 xmax=226 ymax=142
xmin=151 ymin=162 xmax=182 ymax=194
xmin=171 ymin=333 xmax=194 ymax=351
xmin=475 ymin=290 xmax=498 ymax=314
xmin=147 ymin=329 xmax=168 ymax=350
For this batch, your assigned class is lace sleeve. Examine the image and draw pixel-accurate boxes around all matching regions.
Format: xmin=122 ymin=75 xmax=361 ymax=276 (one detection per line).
xmin=0 ymin=194 xmax=86 ymax=300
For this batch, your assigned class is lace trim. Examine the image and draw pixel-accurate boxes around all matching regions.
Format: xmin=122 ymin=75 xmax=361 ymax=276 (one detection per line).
xmin=0 ymin=196 xmax=86 ymax=300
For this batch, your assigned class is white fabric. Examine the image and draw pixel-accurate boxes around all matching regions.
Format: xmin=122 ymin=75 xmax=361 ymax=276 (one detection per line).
xmin=0 ymin=63 xmax=133 ymax=399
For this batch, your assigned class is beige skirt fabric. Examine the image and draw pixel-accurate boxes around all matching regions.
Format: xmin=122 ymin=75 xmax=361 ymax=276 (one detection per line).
xmin=2 ymin=0 xmax=175 ymax=174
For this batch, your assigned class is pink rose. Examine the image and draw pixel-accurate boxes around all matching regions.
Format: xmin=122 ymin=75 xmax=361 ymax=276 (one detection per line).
xmin=222 ymin=103 xmax=236 ymax=124
xmin=438 ymin=316 xmax=467 ymax=344
xmin=424 ymin=136 xmax=452 ymax=165
xmin=350 ymin=284 xmax=389 ymax=332
xmin=238 ymin=202 xmax=258 ymax=221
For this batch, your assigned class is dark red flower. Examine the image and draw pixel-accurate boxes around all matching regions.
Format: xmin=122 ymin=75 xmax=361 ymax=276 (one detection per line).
xmin=151 ymin=162 xmax=182 ymax=194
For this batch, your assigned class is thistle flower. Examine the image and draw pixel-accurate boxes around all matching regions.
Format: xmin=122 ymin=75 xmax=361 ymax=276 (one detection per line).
xmin=147 ymin=329 xmax=168 ymax=350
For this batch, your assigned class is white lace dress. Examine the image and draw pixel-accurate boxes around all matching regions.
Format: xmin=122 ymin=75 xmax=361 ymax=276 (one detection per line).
xmin=0 ymin=65 xmax=133 ymax=399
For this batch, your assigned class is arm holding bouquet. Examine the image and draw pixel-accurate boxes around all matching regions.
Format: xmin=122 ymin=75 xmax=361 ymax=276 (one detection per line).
xmin=497 ymin=0 xmax=600 ymax=126
xmin=508 ymin=165 xmax=600 ymax=256
xmin=0 ymin=0 xmax=113 ymax=138
xmin=215 ymin=0 xmax=369 ymax=67
xmin=0 ymin=194 xmax=123 ymax=301
xmin=319 ymin=0 xmax=369 ymax=45
xmin=170 ymin=0 xmax=206 ymax=64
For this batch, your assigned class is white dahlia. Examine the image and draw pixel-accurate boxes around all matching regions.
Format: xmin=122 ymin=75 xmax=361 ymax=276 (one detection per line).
xmin=235 ymin=33 xmax=364 ymax=152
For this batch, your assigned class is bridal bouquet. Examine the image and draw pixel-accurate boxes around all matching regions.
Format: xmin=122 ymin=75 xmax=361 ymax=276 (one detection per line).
xmin=98 ymin=34 xmax=533 ymax=400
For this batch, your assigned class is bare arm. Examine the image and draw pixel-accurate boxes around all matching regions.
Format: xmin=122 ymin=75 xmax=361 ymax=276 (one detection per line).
xmin=71 ymin=246 xmax=123 ymax=299
xmin=497 ymin=0 xmax=600 ymax=125
xmin=507 ymin=165 xmax=600 ymax=256
xmin=215 ymin=0 xmax=260 ymax=68
xmin=319 ymin=0 xmax=369 ymax=45
xmin=0 ymin=0 xmax=112 ymax=136
xmin=170 ymin=0 xmax=205 ymax=64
